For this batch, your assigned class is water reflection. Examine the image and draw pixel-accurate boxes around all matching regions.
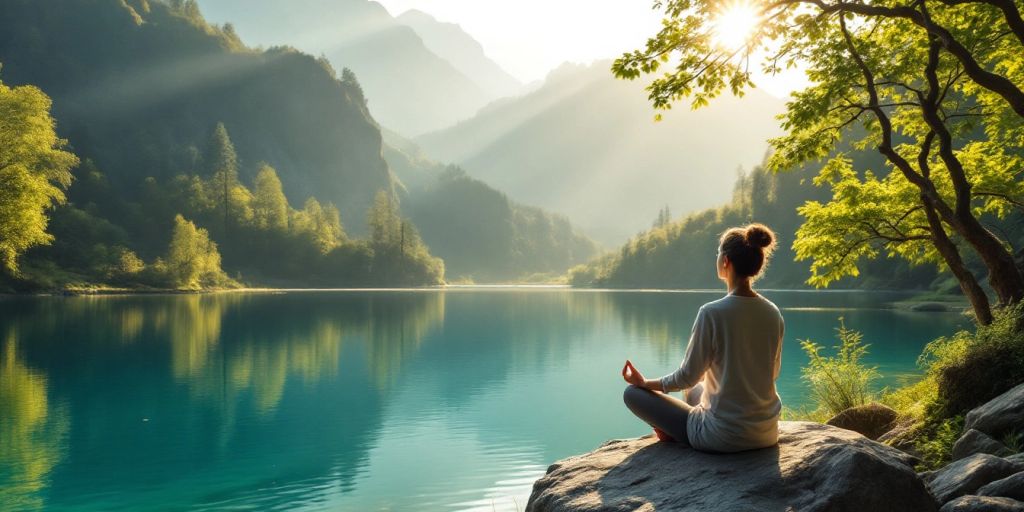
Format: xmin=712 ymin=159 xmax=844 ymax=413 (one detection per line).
xmin=0 ymin=290 xmax=968 ymax=511
xmin=0 ymin=329 xmax=69 ymax=511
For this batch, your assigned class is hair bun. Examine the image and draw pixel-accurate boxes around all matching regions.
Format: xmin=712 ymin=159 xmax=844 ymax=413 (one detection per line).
xmin=745 ymin=224 xmax=776 ymax=250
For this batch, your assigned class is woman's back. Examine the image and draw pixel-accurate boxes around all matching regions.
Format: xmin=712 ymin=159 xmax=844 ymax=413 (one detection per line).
xmin=689 ymin=294 xmax=784 ymax=452
xmin=696 ymin=294 xmax=782 ymax=446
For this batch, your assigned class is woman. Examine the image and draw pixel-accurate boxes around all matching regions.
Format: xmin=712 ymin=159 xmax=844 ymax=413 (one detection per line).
xmin=621 ymin=223 xmax=784 ymax=453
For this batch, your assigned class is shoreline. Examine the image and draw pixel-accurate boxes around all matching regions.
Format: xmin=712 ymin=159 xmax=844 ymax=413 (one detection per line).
xmin=2 ymin=285 xmax=971 ymax=311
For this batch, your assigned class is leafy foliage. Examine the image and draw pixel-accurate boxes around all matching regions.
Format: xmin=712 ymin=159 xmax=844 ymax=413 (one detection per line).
xmin=164 ymin=214 xmax=231 ymax=290
xmin=0 ymin=79 xmax=78 ymax=273
xmin=615 ymin=0 xmax=1024 ymax=322
xmin=880 ymin=304 xmax=1024 ymax=468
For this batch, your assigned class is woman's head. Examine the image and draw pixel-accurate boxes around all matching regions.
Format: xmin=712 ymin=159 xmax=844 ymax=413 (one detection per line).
xmin=716 ymin=223 xmax=777 ymax=282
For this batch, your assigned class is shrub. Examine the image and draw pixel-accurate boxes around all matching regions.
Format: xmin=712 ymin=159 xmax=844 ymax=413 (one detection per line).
xmin=878 ymin=303 xmax=1024 ymax=469
xmin=800 ymin=318 xmax=879 ymax=418
xmin=921 ymin=302 xmax=1024 ymax=418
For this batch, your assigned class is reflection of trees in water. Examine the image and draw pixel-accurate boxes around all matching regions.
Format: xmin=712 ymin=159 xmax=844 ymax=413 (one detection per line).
xmin=0 ymin=329 xmax=69 ymax=511
xmin=602 ymin=292 xmax=707 ymax=356
xmin=0 ymin=292 xmax=448 ymax=509
xmin=363 ymin=292 xmax=445 ymax=390
xmin=158 ymin=292 xmax=446 ymax=412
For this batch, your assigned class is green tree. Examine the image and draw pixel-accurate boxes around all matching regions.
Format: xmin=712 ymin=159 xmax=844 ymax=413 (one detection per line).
xmin=204 ymin=122 xmax=238 ymax=238
xmin=0 ymin=78 xmax=78 ymax=273
xmin=165 ymin=214 xmax=229 ymax=290
xmin=341 ymin=67 xmax=366 ymax=105
xmin=614 ymin=0 xmax=1024 ymax=324
xmin=369 ymin=190 xmax=401 ymax=250
xmin=252 ymin=164 xmax=288 ymax=231
xmin=292 ymin=198 xmax=344 ymax=255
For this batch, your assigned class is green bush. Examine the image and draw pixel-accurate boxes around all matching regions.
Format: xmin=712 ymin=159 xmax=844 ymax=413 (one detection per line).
xmin=921 ymin=302 xmax=1024 ymax=418
xmin=877 ymin=304 xmax=1024 ymax=469
xmin=800 ymin=318 xmax=880 ymax=418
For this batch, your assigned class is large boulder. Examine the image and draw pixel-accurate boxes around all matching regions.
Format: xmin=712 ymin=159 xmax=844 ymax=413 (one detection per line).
xmin=979 ymin=472 xmax=1024 ymax=501
xmin=965 ymin=383 xmax=1024 ymax=439
xmin=939 ymin=496 xmax=1024 ymax=512
xmin=953 ymin=430 xmax=1014 ymax=461
xmin=928 ymin=454 xmax=1024 ymax=504
xmin=525 ymin=421 xmax=935 ymax=512
xmin=826 ymin=402 xmax=899 ymax=440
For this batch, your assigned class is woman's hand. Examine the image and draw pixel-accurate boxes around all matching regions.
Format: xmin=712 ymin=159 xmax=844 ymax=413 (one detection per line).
xmin=621 ymin=360 xmax=646 ymax=388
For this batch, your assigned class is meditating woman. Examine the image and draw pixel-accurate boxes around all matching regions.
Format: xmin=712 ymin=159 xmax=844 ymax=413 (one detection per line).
xmin=621 ymin=223 xmax=784 ymax=452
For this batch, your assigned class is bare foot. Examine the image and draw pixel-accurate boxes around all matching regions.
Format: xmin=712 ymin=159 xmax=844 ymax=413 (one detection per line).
xmin=653 ymin=427 xmax=675 ymax=442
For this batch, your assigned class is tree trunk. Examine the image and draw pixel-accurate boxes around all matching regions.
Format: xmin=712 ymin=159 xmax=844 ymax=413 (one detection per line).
xmin=945 ymin=207 xmax=1024 ymax=307
xmin=924 ymin=199 xmax=994 ymax=324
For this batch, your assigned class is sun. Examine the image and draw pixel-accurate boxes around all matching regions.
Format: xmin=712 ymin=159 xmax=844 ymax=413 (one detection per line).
xmin=711 ymin=1 xmax=761 ymax=51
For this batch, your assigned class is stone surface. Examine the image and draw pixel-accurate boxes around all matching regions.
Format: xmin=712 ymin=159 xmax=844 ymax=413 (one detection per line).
xmin=979 ymin=472 xmax=1024 ymax=501
xmin=965 ymin=383 xmax=1024 ymax=439
xmin=929 ymin=454 xmax=1023 ymax=504
xmin=525 ymin=421 xmax=935 ymax=512
xmin=1007 ymin=454 xmax=1024 ymax=466
xmin=879 ymin=417 xmax=924 ymax=459
xmin=826 ymin=402 xmax=899 ymax=440
xmin=954 ymin=430 xmax=1014 ymax=461
xmin=939 ymin=496 xmax=1024 ymax=512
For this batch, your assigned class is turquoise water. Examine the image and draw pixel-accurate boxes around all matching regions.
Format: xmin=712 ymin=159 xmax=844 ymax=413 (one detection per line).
xmin=0 ymin=289 xmax=968 ymax=511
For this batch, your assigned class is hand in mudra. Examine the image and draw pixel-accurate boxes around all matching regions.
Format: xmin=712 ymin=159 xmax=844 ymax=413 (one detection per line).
xmin=621 ymin=360 xmax=646 ymax=387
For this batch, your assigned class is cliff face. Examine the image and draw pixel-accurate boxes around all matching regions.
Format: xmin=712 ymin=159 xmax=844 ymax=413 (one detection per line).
xmin=526 ymin=421 xmax=936 ymax=512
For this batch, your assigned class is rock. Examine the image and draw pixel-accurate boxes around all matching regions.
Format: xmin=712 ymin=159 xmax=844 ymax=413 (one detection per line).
xmin=939 ymin=496 xmax=1024 ymax=512
xmin=525 ymin=421 xmax=935 ymax=512
xmin=979 ymin=472 xmax=1024 ymax=501
xmin=826 ymin=402 xmax=899 ymax=440
xmin=880 ymin=417 xmax=924 ymax=459
xmin=965 ymin=383 xmax=1024 ymax=439
xmin=954 ymin=430 xmax=1014 ymax=461
xmin=1007 ymin=454 xmax=1024 ymax=466
xmin=929 ymin=454 xmax=1023 ymax=504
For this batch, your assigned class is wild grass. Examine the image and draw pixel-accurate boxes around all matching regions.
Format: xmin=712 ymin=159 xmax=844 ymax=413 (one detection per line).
xmin=799 ymin=318 xmax=879 ymax=419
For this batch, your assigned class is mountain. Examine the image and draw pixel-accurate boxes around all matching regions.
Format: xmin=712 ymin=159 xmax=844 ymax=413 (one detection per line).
xmin=416 ymin=62 xmax=787 ymax=246
xmin=0 ymin=0 xmax=390 ymax=229
xmin=384 ymin=131 xmax=598 ymax=281
xmin=196 ymin=0 xmax=498 ymax=136
xmin=395 ymin=9 xmax=521 ymax=99
xmin=0 ymin=0 xmax=597 ymax=286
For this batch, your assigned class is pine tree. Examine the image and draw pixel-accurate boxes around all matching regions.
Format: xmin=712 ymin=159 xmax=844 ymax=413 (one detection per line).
xmin=204 ymin=122 xmax=238 ymax=238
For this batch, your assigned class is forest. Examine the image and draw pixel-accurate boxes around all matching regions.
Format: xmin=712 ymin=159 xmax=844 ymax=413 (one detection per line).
xmin=0 ymin=0 xmax=596 ymax=291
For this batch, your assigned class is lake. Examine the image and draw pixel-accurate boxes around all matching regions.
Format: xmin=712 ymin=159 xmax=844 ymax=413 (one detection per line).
xmin=0 ymin=288 xmax=968 ymax=511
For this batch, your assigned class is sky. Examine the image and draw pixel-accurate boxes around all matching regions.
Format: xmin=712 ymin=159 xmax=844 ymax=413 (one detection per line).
xmin=375 ymin=0 xmax=810 ymax=98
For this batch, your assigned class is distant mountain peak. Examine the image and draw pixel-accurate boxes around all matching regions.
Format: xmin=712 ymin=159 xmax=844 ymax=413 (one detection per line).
xmin=395 ymin=8 xmax=523 ymax=101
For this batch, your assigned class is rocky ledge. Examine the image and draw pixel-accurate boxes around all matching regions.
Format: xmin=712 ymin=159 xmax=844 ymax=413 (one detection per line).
xmin=525 ymin=384 xmax=1024 ymax=512
xmin=525 ymin=421 xmax=935 ymax=512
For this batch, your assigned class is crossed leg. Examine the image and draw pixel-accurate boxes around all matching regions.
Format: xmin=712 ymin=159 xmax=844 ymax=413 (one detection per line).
xmin=622 ymin=385 xmax=695 ymax=445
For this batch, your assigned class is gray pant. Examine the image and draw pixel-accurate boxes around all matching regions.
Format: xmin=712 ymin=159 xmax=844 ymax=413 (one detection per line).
xmin=623 ymin=383 xmax=704 ymax=445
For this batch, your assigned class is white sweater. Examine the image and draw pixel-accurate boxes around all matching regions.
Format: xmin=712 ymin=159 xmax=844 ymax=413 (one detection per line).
xmin=659 ymin=294 xmax=784 ymax=452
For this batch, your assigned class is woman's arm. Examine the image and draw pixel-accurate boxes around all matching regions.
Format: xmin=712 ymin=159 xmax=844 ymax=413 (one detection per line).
xmin=657 ymin=307 xmax=714 ymax=392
